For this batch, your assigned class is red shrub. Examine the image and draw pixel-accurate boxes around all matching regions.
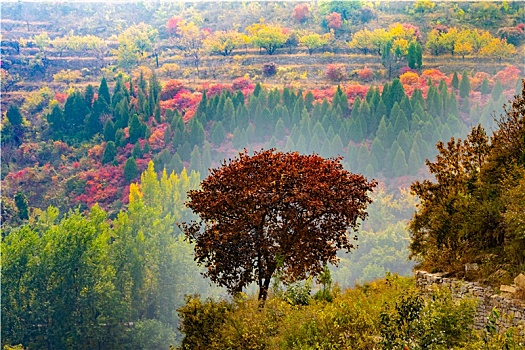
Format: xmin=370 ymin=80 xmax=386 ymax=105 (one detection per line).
xmin=325 ymin=64 xmax=346 ymax=82
xmin=160 ymin=80 xmax=184 ymax=100
xmin=356 ymin=67 xmax=373 ymax=82
xmin=232 ymin=77 xmax=254 ymax=90
xmin=166 ymin=16 xmax=183 ymax=36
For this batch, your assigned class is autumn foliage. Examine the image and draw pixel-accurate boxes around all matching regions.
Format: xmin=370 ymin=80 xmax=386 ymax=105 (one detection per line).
xmin=182 ymin=149 xmax=377 ymax=303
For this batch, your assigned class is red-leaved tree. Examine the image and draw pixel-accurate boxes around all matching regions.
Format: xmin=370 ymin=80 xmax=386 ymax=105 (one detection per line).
xmin=181 ymin=149 xmax=377 ymax=304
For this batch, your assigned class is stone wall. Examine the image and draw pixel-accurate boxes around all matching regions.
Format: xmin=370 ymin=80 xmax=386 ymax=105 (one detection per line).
xmin=415 ymin=270 xmax=525 ymax=331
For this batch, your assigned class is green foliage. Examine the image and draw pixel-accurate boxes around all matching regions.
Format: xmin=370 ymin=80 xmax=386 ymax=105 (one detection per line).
xmin=101 ymin=141 xmax=117 ymax=164
xmin=6 ymin=104 xmax=23 ymax=126
xmin=124 ymin=157 xmax=139 ymax=182
xmin=459 ymin=70 xmax=471 ymax=98
xmin=14 ymin=191 xmax=29 ymax=220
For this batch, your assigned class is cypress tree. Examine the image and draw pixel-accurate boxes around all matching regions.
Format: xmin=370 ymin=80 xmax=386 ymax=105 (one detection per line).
xmin=7 ymin=104 xmax=23 ymax=126
xmin=274 ymin=119 xmax=286 ymax=140
xmin=189 ymin=145 xmax=202 ymax=173
xmin=407 ymin=41 xmax=417 ymax=69
xmin=98 ymin=77 xmax=111 ymax=105
xmin=350 ymin=97 xmax=362 ymax=120
xmin=451 ymin=72 xmax=459 ymax=89
xmin=390 ymin=79 xmax=406 ymax=107
xmin=331 ymin=134 xmax=344 ymax=156
xmin=481 ymin=77 xmax=490 ymax=95
xmin=357 ymin=143 xmax=369 ymax=171
xmin=124 ymin=157 xmax=139 ymax=182
xmin=47 ymin=104 xmax=64 ymax=139
xmin=102 ymin=141 xmax=117 ymax=164
xmin=311 ymin=121 xmax=326 ymax=144
xmin=304 ymin=91 xmax=314 ymax=112
xmin=84 ymin=84 xmax=95 ymax=109
xmin=396 ymin=130 xmax=410 ymax=155
xmin=14 ymin=191 xmax=29 ymax=220
xmin=210 ymin=121 xmax=226 ymax=145
xmin=232 ymin=127 xmax=247 ymax=150
xmin=459 ymin=71 xmax=471 ymax=98
xmin=411 ymin=88 xmax=425 ymax=109
xmin=129 ymin=114 xmax=145 ymax=144
xmin=189 ymin=117 xmax=205 ymax=147
xmin=168 ymin=153 xmax=184 ymax=175
xmin=392 ymin=147 xmax=408 ymax=177
xmin=491 ymin=80 xmax=503 ymax=101
xmin=295 ymin=134 xmax=307 ymax=154
xmin=253 ymin=82 xmax=262 ymax=97
xmin=132 ymin=142 xmax=143 ymax=159
xmin=370 ymin=137 xmax=385 ymax=165
xmin=201 ymin=141 xmax=212 ymax=177
xmin=103 ymin=119 xmax=115 ymax=142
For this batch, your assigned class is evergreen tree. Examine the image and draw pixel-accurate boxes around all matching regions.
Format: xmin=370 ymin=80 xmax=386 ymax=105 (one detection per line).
xmin=459 ymin=71 xmax=471 ymax=98
xmin=295 ymin=134 xmax=307 ymax=154
xmin=253 ymin=82 xmax=262 ymax=97
xmin=189 ymin=146 xmax=202 ymax=173
xmin=210 ymin=121 xmax=226 ymax=146
xmin=47 ymin=105 xmax=65 ymax=139
xmin=350 ymin=97 xmax=362 ymax=120
xmin=129 ymin=114 xmax=145 ymax=144
xmin=232 ymin=127 xmax=246 ymax=149
xmin=304 ymin=91 xmax=314 ymax=111
xmin=132 ymin=142 xmax=143 ymax=159
xmin=115 ymin=128 xmax=126 ymax=148
xmin=392 ymin=148 xmax=408 ymax=177
xmin=201 ymin=141 xmax=212 ymax=177
xmin=143 ymin=141 xmax=151 ymax=154
xmin=356 ymin=143 xmax=369 ymax=171
xmin=331 ymin=134 xmax=344 ymax=156
xmin=396 ymin=130 xmax=410 ymax=155
xmin=370 ymin=137 xmax=385 ymax=165
xmin=7 ymin=104 xmax=23 ymax=126
xmin=189 ymin=118 xmax=205 ymax=147
xmin=308 ymin=132 xmax=321 ymax=153
xmin=491 ymin=79 xmax=503 ymax=101
xmin=407 ymin=41 xmax=417 ymax=69
xmin=311 ymin=121 xmax=327 ymax=144
xmin=451 ymin=72 xmax=459 ymax=89
xmin=274 ymin=119 xmax=286 ymax=140
xmin=177 ymin=141 xmax=192 ymax=162
xmin=222 ymin=98 xmax=235 ymax=131
xmin=64 ymin=90 xmax=89 ymax=137
xmin=103 ymin=119 xmax=116 ymax=142
xmin=168 ymin=153 xmax=184 ymax=174
xmin=411 ymin=88 xmax=425 ymax=109
xmin=84 ymin=84 xmax=95 ymax=109
xmin=154 ymin=149 xmax=172 ymax=172
xmin=102 ymin=141 xmax=117 ymax=164
xmin=481 ymin=77 xmax=490 ymax=95
xmin=124 ymin=157 xmax=139 ymax=182
xmin=14 ymin=191 xmax=29 ymax=220
xmin=98 ymin=77 xmax=111 ymax=105
xmin=284 ymin=137 xmax=296 ymax=152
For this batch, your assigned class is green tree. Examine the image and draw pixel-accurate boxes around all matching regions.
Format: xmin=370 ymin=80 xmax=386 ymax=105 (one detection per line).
xmin=14 ymin=191 xmax=29 ymax=220
xmin=102 ymin=141 xmax=117 ymax=164
xmin=124 ymin=157 xmax=139 ymax=182
xmin=459 ymin=71 xmax=471 ymax=98
xmin=6 ymin=104 xmax=23 ymax=126
xmin=248 ymin=23 xmax=289 ymax=55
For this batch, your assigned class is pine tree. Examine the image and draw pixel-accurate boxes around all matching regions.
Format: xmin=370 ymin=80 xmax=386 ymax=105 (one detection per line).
xmin=124 ymin=157 xmax=139 ymax=182
xmin=189 ymin=118 xmax=205 ymax=147
xmin=84 ymin=84 xmax=95 ymax=109
xmin=311 ymin=121 xmax=326 ymax=144
xmin=370 ymin=137 xmax=385 ymax=165
xmin=459 ymin=71 xmax=471 ymax=98
xmin=357 ymin=143 xmax=369 ymax=171
xmin=331 ymin=134 xmax=344 ymax=156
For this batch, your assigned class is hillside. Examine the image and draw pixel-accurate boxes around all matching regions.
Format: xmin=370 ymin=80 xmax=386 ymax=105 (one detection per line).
xmin=1 ymin=1 xmax=525 ymax=349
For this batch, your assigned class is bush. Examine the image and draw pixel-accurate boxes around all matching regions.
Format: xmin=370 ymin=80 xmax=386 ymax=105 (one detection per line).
xmin=263 ymin=62 xmax=277 ymax=77
xmin=325 ymin=64 xmax=346 ymax=82
xmin=356 ymin=67 xmax=373 ymax=82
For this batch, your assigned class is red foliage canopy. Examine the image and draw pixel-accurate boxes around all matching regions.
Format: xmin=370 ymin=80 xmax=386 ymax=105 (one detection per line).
xmin=182 ymin=149 xmax=377 ymax=303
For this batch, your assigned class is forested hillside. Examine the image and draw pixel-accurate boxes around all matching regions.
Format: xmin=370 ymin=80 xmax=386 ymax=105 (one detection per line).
xmin=1 ymin=1 xmax=524 ymax=348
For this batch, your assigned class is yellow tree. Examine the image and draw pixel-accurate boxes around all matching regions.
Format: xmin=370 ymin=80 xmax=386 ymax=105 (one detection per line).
xmin=203 ymin=30 xmax=245 ymax=56
xmin=173 ymin=20 xmax=209 ymax=74
xmin=247 ymin=21 xmax=289 ymax=55
xmin=348 ymin=28 xmax=375 ymax=54
xmin=116 ymin=23 xmax=158 ymax=69
xmin=479 ymin=38 xmax=517 ymax=63
xmin=299 ymin=32 xmax=330 ymax=55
